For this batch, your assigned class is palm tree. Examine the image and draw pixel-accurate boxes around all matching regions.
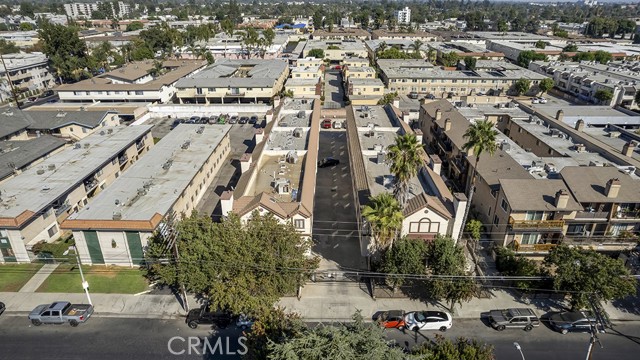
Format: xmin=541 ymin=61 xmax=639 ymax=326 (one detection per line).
xmin=386 ymin=133 xmax=423 ymax=209
xmin=362 ymin=193 xmax=404 ymax=253
xmin=459 ymin=120 xmax=498 ymax=243
xmin=427 ymin=48 xmax=436 ymax=64
xmin=410 ymin=39 xmax=424 ymax=56
xmin=220 ymin=19 xmax=234 ymax=58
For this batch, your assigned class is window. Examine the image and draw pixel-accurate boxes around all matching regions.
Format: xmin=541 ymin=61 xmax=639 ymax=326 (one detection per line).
xmin=409 ymin=218 xmax=440 ymax=233
xmin=294 ymin=219 xmax=305 ymax=229
xmin=525 ymin=211 xmax=543 ymax=221
xmin=47 ymin=224 xmax=57 ymax=238
xmin=520 ymin=233 xmax=539 ymax=245
xmin=135 ymin=91 xmax=143 ymax=95
xmin=500 ymin=199 xmax=509 ymax=212
xmin=567 ymin=224 xmax=585 ymax=235
xmin=493 ymin=215 xmax=499 ymax=225
xmin=490 ymin=190 xmax=498 ymax=199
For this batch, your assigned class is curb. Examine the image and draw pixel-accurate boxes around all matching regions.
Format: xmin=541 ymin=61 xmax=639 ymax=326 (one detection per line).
xmin=3 ymin=310 xmax=184 ymax=320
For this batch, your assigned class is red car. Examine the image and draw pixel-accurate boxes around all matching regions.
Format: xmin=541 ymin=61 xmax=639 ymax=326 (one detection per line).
xmin=321 ymin=119 xmax=332 ymax=129
xmin=334 ymin=65 xmax=342 ymax=70
xmin=376 ymin=310 xmax=406 ymax=329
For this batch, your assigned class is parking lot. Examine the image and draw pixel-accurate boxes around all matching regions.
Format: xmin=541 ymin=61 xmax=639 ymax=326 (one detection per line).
xmin=145 ymin=116 xmax=260 ymax=218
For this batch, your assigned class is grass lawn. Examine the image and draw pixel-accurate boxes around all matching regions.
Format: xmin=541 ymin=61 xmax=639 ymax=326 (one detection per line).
xmin=32 ymin=235 xmax=75 ymax=263
xmin=36 ymin=265 xmax=149 ymax=294
xmin=0 ymin=263 xmax=43 ymax=292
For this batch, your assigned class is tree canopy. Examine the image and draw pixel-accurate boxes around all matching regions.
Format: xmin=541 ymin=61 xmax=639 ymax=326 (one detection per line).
xmin=572 ymin=51 xmax=613 ymax=65
xmin=543 ymin=245 xmax=636 ymax=310
xmin=514 ymin=78 xmax=531 ymax=96
xmin=426 ymin=236 xmax=476 ymax=311
xmin=145 ymin=212 xmax=318 ymax=315
xmin=307 ymin=48 xmax=325 ymax=58
xmin=380 ymin=237 xmax=428 ymax=290
xmin=38 ymin=21 xmax=92 ymax=82
xmin=516 ymin=50 xmax=547 ymax=68
xmin=412 ymin=334 xmax=495 ymax=360
xmin=538 ymin=78 xmax=554 ymax=95
xmin=594 ymin=89 xmax=613 ymax=104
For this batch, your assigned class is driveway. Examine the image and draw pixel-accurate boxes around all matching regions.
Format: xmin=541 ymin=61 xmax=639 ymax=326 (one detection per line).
xmin=324 ymin=70 xmax=345 ymax=107
xmin=312 ymin=131 xmax=367 ymax=270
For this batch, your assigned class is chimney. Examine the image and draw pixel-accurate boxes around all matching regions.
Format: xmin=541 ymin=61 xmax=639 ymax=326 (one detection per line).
xmin=556 ymin=110 xmax=564 ymax=122
xmin=392 ymin=98 xmax=400 ymax=108
xmin=414 ymin=128 xmax=423 ymax=143
xmin=240 ymin=153 xmax=252 ymax=172
xmin=220 ymin=191 xmax=234 ymax=217
xmin=622 ymin=141 xmax=636 ymax=157
xmin=451 ymin=193 xmax=468 ymax=242
xmin=444 ymin=118 xmax=452 ymax=131
xmin=555 ymin=189 xmax=569 ymax=209
xmin=430 ymin=155 xmax=442 ymax=175
xmin=435 ymin=109 xmax=442 ymax=121
xmin=605 ymin=178 xmax=621 ymax=198
xmin=575 ymin=119 xmax=584 ymax=132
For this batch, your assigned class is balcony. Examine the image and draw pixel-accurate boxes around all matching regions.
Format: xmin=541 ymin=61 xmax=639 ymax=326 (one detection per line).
xmin=53 ymin=201 xmax=71 ymax=216
xmin=562 ymin=235 xmax=637 ymax=250
xmin=508 ymin=217 xmax=565 ymax=232
xmin=436 ymin=138 xmax=453 ymax=153
xmin=450 ymin=156 xmax=467 ymax=174
xmin=613 ymin=208 xmax=640 ymax=221
xmin=514 ymin=242 xmax=557 ymax=253
xmin=84 ymin=178 xmax=98 ymax=193
xmin=225 ymin=92 xmax=246 ymax=97
xmin=136 ymin=141 xmax=145 ymax=152
xmin=573 ymin=210 xmax=609 ymax=221
xmin=118 ymin=154 xmax=129 ymax=166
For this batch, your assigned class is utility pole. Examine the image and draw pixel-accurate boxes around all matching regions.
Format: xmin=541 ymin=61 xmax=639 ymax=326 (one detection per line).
xmin=0 ymin=52 xmax=21 ymax=109
xmin=73 ymin=245 xmax=92 ymax=306
xmin=585 ymin=294 xmax=604 ymax=360
xmin=163 ymin=211 xmax=189 ymax=311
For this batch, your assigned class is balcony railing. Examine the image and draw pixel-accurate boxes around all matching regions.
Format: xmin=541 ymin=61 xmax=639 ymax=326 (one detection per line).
xmin=562 ymin=235 xmax=637 ymax=250
xmin=118 ymin=154 xmax=129 ymax=166
xmin=54 ymin=202 xmax=71 ymax=216
xmin=573 ymin=211 xmax=609 ymax=220
xmin=613 ymin=209 xmax=640 ymax=220
xmin=508 ymin=217 xmax=565 ymax=231
xmin=84 ymin=178 xmax=98 ymax=192
xmin=225 ymin=92 xmax=246 ymax=97
xmin=436 ymin=138 xmax=453 ymax=153
xmin=514 ymin=242 xmax=557 ymax=253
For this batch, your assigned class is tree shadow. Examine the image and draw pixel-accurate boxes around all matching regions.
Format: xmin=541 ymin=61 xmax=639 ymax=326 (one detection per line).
xmin=606 ymin=324 xmax=640 ymax=346
xmin=611 ymin=280 xmax=640 ymax=316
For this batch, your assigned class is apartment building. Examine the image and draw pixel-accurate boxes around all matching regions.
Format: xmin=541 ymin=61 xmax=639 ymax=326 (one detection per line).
xmin=0 ymin=135 xmax=67 ymax=183
xmin=344 ymin=66 xmax=377 ymax=81
xmin=175 ymin=59 xmax=289 ymax=104
xmin=303 ymin=40 xmax=369 ymax=62
xmin=64 ymin=2 xmax=133 ymax=19
xmin=366 ymin=39 xmax=428 ymax=59
xmin=0 ymin=31 xmax=38 ymax=47
xmin=285 ymin=78 xmax=322 ymax=98
xmin=529 ymin=60 xmax=640 ymax=108
xmin=346 ymin=104 xmax=466 ymax=248
xmin=0 ymin=53 xmax=54 ymax=102
xmin=220 ymin=99 xmax=320 ymax=241
xmin=428 ymin=42 xmax=505 ymax=62
xmin=0 ymin=110 xmax=122 ymax=140
xmin=0 ymin=125 xmax=153 ymax=263
xmin=487 ymin=40 xmax=563 ymax=62
xmin=311 ymin=28 xmax=370 ymax=40
xmin=193 ymin=32 xmax=288 ymax=60
xmin=394 ymin=7 xmax=412 ymax=24
xmin=378 ymin=59 xmax=547 ymax=97
xmin=342 ymin=57 xmax=370 ymax=68
xmin=296 ymin=57 xmax=324 ymax=68
xmin=346 ymin=78 xmax=385 ymax=105
xmin=57 ymin=60 xmax=207 ymax=104
xmin=371 ymin=29 xmax=438 ymax=42
xmin=290 ymin=65 xmax=323 ymax=80
xmin=61 ymin=125 xmax=231 ymax=266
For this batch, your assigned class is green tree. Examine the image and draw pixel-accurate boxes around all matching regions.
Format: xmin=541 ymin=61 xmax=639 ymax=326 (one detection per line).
xmin=517 ymin=50 xmax=547 ymax=68
xmin=543 ymin=245 xmax=636 ymax=310
xmin=204 ymin=51 xmax=214 ymax=65
xmin=594 ymin=89 xmax=613 ymax=104
xmin=514 ymin=78 xmax=531 ymax=96
xmin=459 ymin=120 xmax=498 ymax=242
xmin=307 ymin=48 xmax=325 ymax=59
xmin=38 ymin=20 xmax=91 ymax=82
xmin=147 ymin=60 xmax=164 ymax=77
xmin=362 ymin=193 xmax=403 ymax=253
xmin=245 ymin=307 xmax=305 ymax=360
xmin=441 ymin=51 xmax=459 ymax=67
xmin=538 ymin=78 xmax=554 ymax=95
xmin=145 ymin=212 xmax=318 ymax=315
xmin=563 ymin=44 xmax=578 ymax=52
xmin=380 ymin=237 xmax=428 ymax=290
xmin=0 ymin=39 xmax=20 ymax=54
xmin=128 ymin=39 xmax=154 ymax=61
xmin=126 ymin=21 xmax=144 ymax=32
xmin=465 ymin=219 xmax=483 ymax=241
xmin=426 ymin=236 xmax=476 ymax=312
xmin=312 ymin=10 xmax=324 ymax=30
xmin=19 ymin=22 xmax=34 ymax=31
xmin=464 ymin=56 xmax=477 ymax=71
xmin=268 ymin=311 xmax=405 ymax=360
xmin=410 ymin=39 xmax=424 ymax=56
xmin=535 ymin=40 xmax=547 ymax=49
xmin=427 ymin=48 xmax=436 ymax=64
xmin=220 ymin=18 xmax=234 ymax=58
xmin=497 ymin=19 xmax=508 ymax=34
xmin=387 ymin=133 xmax=423 ymax=208
xmin=495 ymin=247 xmax=541 ymax=291
xmin=377 ymin=91 xmax=398 ymax=105
xmin=412 ymin=334 xmax=494 ymax=359
xmin=19 ymin=2 xmax=34 ymax=17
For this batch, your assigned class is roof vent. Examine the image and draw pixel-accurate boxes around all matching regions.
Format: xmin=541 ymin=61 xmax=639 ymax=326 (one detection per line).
xmin=56 ymin=112 xmax=67 ymax=117
xmin=48 ymin=164 xmax=56 ymax=170
xmin=37 ymin=169 xmax=45 ymax=175
xmin=107 ymin=128 xmax=113 ymax=134
xmin=162 ymin=159 xmax=173 ymax=170
xmin=196 ymin=126 xmax=205 ymax=134
xmin=100 ymin=130 xmax=106 ymax=136
xmin=41 ymin=185 xmax=51 ymax=191
xmin=74 ymin=143 xmax=81 ymax=149
xmin=84 ymin=143 xmax=90 ymax=149
xmin=112 ymin=211 xmax=122 ymax=220
xmin=181 ymin=140 xmax=191 ymax=149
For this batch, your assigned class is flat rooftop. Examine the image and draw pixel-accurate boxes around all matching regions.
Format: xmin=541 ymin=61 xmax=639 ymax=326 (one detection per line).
xmin=0 ymin=125 xmax=152 ymax=220
xmin=468 ymin=31 xmax=550 ymax=40
xmin=353 ymin=105 xmax=397 ymax=128
xmin=349 ymin=78 xmax=385 ymax=86
xmin=67 ymin=124 xmax=232 ymax=223
xmin=276 ymin=112 xmax=312 ymax=128
xmin=358 ymin=129 xmax=400 ymax=153
xmin=305 ymin=39 xmax=367 ymax=52
xmin=0 ymin=135 xmax=67 ymax=180
xmin=531 ymin=104 xmax=640 ymax=127
xmin=175 ymin=59 xmax=288 ymax=88
xmin=582 ymin=126 xmax=640 ymax=162
xmin=281 ymin=98 xmax=314 ymax=111
xmin=378 ymin=59 xmax=545 ymax=80
xmin=364 ymin=154 xmax=426 ymax=198
xmin=265 ymin=129 xmax=309 ymax=151
xmin=249 ymin=154 xmax=306 ymax=201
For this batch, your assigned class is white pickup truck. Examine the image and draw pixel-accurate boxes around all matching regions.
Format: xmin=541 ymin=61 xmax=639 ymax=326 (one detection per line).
xmin=28 ymin=301 xmax=94 ymax=327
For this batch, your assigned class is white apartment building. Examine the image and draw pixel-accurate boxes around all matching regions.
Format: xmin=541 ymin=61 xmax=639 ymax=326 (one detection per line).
xmin=0 ymin=53 xmax=54 ymax=102
xmin=64 ymin=2 xmax=133 ymax=19
xmin=394 ymin=7 xmax=411 ymax=24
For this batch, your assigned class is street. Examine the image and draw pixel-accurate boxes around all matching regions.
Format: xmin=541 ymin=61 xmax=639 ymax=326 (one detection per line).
xmin=1 ymin=315 xmax=638 ymax=359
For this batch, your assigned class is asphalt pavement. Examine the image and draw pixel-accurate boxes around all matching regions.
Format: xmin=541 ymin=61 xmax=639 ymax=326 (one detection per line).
xmin=1 ymin=315 xmax=638 ymax=360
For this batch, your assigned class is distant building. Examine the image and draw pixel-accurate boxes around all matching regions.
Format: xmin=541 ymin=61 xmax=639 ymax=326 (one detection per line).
xmin=0 ymin=53 xmax=54 ymax=102
xmin=64 ymin=2 xmax=133 ymax=19
xmin=0 ymin=135 xmax=67 ymax=183
xmin=303 ymin=39 xmax=369 ymax=62
xmin=62 ymin=124 xmax=231 ymax=266
xmin=0 ymin=31 xmax=39 ymax=47
xmin=346 ymin=78 xmax=385 ymax=105
xmin=311 ymin=28 xmax=370 ymax=40
xmin=394 ymin=7 xmax=411 ymax=25
xmin=0 ymin=125 xmax=154 ymax=263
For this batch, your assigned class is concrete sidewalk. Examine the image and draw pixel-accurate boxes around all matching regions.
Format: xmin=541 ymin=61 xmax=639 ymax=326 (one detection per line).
xmin=18 ymin=264 xmax=59 ymax=293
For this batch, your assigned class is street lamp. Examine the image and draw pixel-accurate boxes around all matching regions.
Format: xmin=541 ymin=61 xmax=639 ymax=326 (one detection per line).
xmin=514 ymin=342 xmax=526 ymax=360
xmin=73 ymin=245 xmax=92 ymax=306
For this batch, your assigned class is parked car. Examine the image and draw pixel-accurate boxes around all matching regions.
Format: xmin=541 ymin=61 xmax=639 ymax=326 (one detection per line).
xmin=334 ymin=65 xmax=342 ymax=70
xmin=170 ymin=119 xmax=185 ymax=130
xmin=0 ymin=301 xmax=5 ymax=315
xmin=426 ymin=94 xmax=436 ymax=100
xmin=403 ymin=311 xmax=452 ymax=332
xmin=375 ymin=310 xmax=405 ymax=329
xmin=549 ymin=311 xmax=604 ymax=334
xmin=229 ymin=116 xmax=238 ymax=124
xmin=249 ymin=115 xmax=258 ymax=124
xmin=408 ymin=92 xmax=419 ymax=99
xmin=28 ymin=96 xmax=38 ymax=102
xmin=531 ymin=98 xmax=539 ymax=104
xmin=488 ymin=308 xmax=539 ymax=331
xmin=321 ymin=119 xmax=332 ymax=129
xmin=186 ymin=304 xmax=233 ymax=329
xmin=189 ymin=116 xmax=201 ymax=122
xmin=200 ymin=116 xmax=210 ymax=124
xmin=538 ymin=97 xmax=548 ymax=104
xmin=28 ymin=301 xmax=94 ymax=327
xmin=236 ymin=314 xmax=255 ymax=330
xmin=318 ymin=157 xmax=340 ymax=168
xmin=332 ymin=121 xmax=343 ymax=129
xmin=208 ymin=116 xmax=218 ymax=125
xmin=239 ymin=116 xmax=249 ymax=124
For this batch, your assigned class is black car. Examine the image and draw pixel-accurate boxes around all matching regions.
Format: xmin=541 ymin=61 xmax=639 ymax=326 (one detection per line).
xmin=170 ymin=119 xmax=185 ymax=129
xmin=318 ymin=157 xmax=340 ymax=168
xmin=249 ymin=116 xmax=258 ymax=124
xmin=549 ymin=311 xmax=604 ymax=334
xmin=0 ymin=301 xmax=5 ymax=315
xmin=186 ymin=304 xmax=233 ymax=329
xmin=239 ymin=116 xmax=249 ymax=124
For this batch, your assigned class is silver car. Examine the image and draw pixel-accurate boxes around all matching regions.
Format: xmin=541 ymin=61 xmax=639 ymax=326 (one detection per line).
xmin=488 ymin=308 xmax=539 ymax=331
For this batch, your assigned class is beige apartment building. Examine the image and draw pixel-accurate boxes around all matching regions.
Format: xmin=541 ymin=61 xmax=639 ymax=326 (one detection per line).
xmin=346 ymin=78 xmax=385 ymax=105
xmin=61 ymin=125 xmax=232 ymax=266
xmin=343 ymin=66 xmax=377 ymax=80
xmin=175 ymin=59 xmax=289 ymax=104
xmin=0 ymin=125 xmax=154 ymax=263
xmin=285 ymin=78 xmax=322 ymax=98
